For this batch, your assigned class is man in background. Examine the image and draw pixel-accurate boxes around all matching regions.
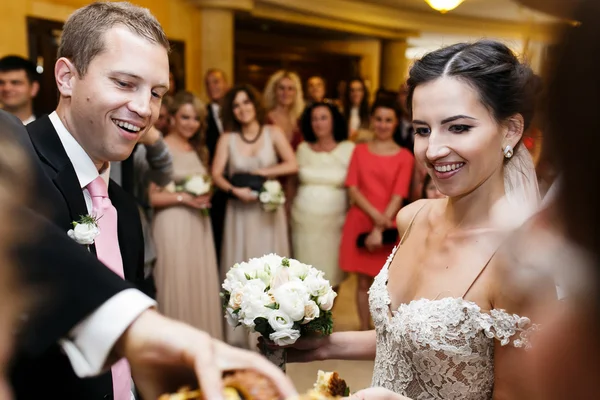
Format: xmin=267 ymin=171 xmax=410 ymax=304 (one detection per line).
xmin=0 ymin=55 xmax=40 ymax=124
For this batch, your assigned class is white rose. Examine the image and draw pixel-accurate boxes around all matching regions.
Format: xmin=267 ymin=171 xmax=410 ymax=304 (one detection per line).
xmin=288 ymin=260 xmax=310 ymax=280
xmin=259 ymin=191 xmax=272 ymax=203
xmin=273 ymin=281 xmax=309 ymax=321
xmin=268 ymin=310 xmax=294 ymax=332
xmin=260 ymin=254 xmax=284 ymax=275
xmin=302 ymin=300 xmax=320 ymax=324
xmin=244 ymin=258 xmax=269 ymax=279
xmin=255 ymin=269 xmax=271 ymax=287
xmin=184 ymin=176 xmax=211 ymax=196
xmin=67 ymin=223 xmax=100 ymax=245
xmin=228 ymin=288 xmax=244 ymax=310
xmin=263 ymin=179 xmax=282 ymax=194
xmin=303 ymin=273 xmax=331 ymax=297
xmin=240 ymin=296 xmax=271 ymax=329
xmin=223 ymin=266 xmax=248 ymax=292
xmin=239 ymin=279 xmax=271 ymax=328
xmin=269 ymin=328 xmax=301 ymax=346
xmin=317 ymin=289 xmax=337 ymax=311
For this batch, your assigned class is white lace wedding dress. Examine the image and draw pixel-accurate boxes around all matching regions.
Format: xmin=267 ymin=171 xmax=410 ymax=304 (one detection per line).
xmin=369 ymin=246 xmax=538 ymax=399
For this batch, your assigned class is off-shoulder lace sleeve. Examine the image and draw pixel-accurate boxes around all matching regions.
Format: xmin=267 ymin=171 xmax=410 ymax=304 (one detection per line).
xmin=480 ymin=309 xmax=539 ymax=349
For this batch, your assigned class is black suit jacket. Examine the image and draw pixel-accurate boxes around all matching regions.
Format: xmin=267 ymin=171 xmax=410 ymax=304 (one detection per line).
xmin=7 ymin=114 xmax=145 ymax=399
xmin=206 ymin=102 xmax=221 ymax=163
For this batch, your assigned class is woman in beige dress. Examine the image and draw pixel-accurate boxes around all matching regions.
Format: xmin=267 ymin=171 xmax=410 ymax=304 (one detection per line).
xmin=212 ymin=84 xmax=298 ymax=347
xmin=150 ymin=91 xmax=223 ymax=339
xmin=291 ymin=102 xmax=355 ymax=290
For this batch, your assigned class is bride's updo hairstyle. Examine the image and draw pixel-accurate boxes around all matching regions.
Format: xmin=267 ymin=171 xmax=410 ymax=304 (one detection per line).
xmin=407 ymin=40 xmax=541 ymax=213
xmin=407 ymin=40 xmax=540 ymax=149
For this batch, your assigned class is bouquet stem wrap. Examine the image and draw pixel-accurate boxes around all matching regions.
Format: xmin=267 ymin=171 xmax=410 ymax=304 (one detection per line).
xmin=259 ymin=341 xmax=287 ymax=372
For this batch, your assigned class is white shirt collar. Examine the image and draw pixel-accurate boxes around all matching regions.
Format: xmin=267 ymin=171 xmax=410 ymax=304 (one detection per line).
xmin=22 ymin=115 xmax=36 ymax=125
xmin=49 ymin=111 xmax=110 ymax=189
xmin=211 ymin=102 xmax=224 ymax=133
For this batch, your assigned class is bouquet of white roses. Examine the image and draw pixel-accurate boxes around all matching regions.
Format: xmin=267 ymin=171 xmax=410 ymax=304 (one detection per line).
xmin=258 ymin=180 xmax=285 ymax=212
xmin=165 ymin=175 xmax=212 ymax=215
xmin=221 ymin=254 xmax=336 ymax=369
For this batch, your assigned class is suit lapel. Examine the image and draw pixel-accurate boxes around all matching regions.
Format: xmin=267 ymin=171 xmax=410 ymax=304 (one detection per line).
xmin=28 ymin=116 xmax=90 ymax=221
xmin=27 ymin=116 xmax=96 ymax=255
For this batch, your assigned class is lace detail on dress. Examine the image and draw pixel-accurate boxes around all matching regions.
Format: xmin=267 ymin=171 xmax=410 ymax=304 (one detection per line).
xmin=369 ymin=246 xmax=539 ymax=400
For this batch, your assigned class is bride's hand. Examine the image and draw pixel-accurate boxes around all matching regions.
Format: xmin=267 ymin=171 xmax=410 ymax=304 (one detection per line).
xmin=256 ymin=336 xmax=330 ymax=363
xmin=346 ymin=387 xmax=411 ymax=400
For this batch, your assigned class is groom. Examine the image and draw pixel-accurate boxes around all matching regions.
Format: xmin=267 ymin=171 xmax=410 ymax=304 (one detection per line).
xmin=20 ymin=2 xmax=169 ymax=399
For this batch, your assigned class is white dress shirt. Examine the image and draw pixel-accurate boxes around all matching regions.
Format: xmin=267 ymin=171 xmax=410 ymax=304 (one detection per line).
xmin=211 ymin=102 xmax=224 ymax=133
xmin=49 ymin=111 xmax=156 ymax=378
xmin=22 ymin=115 xmax=36 ymax=125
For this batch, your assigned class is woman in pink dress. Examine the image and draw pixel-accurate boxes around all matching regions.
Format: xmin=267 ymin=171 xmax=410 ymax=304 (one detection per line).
xmin=339 ymin=99 xmax=415 ymax=330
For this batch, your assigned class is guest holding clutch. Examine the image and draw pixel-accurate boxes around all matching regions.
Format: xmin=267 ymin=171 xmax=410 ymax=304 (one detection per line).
xmin=212 ymin=84 xmax=298 ymax=279
xmin=339 ymin=98 xmax=414 ymax=331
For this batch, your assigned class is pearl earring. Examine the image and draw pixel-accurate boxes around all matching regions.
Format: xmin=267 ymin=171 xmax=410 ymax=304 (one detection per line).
xmin=503 ymin=145 xmax=513 ymax=159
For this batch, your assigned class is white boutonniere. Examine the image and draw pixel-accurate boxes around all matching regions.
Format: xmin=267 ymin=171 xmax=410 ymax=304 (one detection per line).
xmin=67 ymin=214 xmax=100 ymax=245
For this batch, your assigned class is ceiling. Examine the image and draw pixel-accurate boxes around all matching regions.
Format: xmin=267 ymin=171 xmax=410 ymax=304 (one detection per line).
xmin=360 ymin=0 xmax=557 ymax=23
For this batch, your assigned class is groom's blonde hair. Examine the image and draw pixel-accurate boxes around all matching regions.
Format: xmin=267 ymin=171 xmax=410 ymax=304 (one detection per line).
xmin=58 ymin=1 xmax=170 ymax=77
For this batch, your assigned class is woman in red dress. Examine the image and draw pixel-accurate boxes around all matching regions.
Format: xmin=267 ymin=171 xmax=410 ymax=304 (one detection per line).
xmin=339 ymin=98 xmax=415 ymax=330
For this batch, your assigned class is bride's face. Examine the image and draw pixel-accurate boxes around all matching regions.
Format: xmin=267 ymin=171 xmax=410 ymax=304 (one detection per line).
xmin=412 ymin=77 xmax=514 ymax=199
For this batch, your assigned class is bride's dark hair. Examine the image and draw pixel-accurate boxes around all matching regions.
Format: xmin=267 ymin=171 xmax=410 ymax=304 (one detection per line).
xmin=407 ymin=40 xmax=541 ymax=133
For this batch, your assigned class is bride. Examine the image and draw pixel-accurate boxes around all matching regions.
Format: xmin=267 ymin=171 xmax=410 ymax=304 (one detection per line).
xmin=283 ymin=40 xmax=553 ymax=399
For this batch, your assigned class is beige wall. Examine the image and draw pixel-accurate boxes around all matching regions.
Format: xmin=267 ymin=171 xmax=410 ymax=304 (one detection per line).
xmin=0 ymin=0 xmax=205 ymax=95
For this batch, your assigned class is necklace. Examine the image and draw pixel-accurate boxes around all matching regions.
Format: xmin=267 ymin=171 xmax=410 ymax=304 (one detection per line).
xmin=239 ymin=125 xmax=263 ymax=144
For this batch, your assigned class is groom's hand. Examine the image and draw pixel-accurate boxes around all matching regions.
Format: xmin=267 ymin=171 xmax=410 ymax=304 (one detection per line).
xmin=114 ymin=309 xmax=297 ymax=400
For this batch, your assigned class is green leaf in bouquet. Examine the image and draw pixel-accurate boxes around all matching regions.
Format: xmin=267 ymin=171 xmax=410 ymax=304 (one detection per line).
xmin=282 ymin=258 xmax=290 ymax=267
xmin=219 ymin=292 xmax=230 ymax=311
xmin=301 ymin=310 xmax=334 ymax=337
xmin=245 ymin=273 xmax=252 ymax=280
xmin=265 ymin=303 xmax=279 ymax=310
xmin=253 ymin=317 xmax=275 ymax=338
xmin=344 ymin=386 xmax=351 ymax=397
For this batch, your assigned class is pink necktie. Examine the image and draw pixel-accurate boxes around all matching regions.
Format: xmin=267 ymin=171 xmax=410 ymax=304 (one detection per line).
xmin=86 ymin=176 xmax=132 ymax=400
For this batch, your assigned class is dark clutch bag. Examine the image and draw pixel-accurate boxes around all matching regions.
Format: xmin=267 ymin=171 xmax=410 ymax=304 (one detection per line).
xmin=229 ymin=173 xmax=266 ymax=193
xmin=356 ymin=229 xmax=399 ymax=248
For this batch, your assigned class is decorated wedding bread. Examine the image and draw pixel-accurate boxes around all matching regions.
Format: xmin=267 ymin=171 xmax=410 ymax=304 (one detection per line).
xmin=290 ymin=370 xmax=349 ymax=399
xmin=158 ymin=369 xmax=348 ymax=400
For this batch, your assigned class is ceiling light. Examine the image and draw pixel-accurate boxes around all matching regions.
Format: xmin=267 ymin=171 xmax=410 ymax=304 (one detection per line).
xmin=425 ymin=0 xmax=465 ymax=13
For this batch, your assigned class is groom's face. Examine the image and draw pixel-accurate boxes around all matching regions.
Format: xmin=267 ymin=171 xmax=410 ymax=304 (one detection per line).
xmin=66 ymin=26 xmax=170 ymax=166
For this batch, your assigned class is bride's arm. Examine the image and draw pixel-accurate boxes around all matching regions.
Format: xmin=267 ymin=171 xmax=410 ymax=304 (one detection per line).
xmin=487 ymin=224 xmax=559 ymax=399
xmin=286 ymin=330 xmax=377 ymax=362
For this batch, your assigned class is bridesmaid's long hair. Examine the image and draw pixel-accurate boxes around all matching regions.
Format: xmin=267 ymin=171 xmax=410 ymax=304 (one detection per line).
xmin=168 ymin=91 xmax=209 ymax=167
xmin=343 ymin=77 xmax=370 ymax=130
